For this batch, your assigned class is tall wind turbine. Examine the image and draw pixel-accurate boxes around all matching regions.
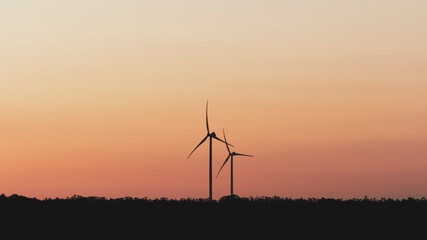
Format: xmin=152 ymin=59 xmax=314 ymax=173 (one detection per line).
xmin=188 ymin=101 xmax=232 ymax=200
xmin=217 ymin=129 xmax=253 ymax=197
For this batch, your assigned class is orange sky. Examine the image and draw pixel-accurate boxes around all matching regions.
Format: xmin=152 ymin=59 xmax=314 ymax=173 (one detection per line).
xmin=1 ymin=1 xmax=427 ymax=199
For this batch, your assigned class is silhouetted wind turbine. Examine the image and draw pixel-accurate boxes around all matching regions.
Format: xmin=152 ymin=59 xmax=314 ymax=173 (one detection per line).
xmin=188 ymin=101 xmax=233 ymax=201
xmin=217 ymin=129 xmax=253 ymax=197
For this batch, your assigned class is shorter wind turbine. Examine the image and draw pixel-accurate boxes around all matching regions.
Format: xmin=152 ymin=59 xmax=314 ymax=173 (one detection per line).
xmin=216 ymin=129 xmax=253 ymax=197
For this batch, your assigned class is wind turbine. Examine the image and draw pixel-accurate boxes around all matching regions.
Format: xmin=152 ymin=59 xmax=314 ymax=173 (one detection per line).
xmin=217 ymin=129 xmax=253 ymax=197
xmin=188 ymin=101 xmax=232 ymax=201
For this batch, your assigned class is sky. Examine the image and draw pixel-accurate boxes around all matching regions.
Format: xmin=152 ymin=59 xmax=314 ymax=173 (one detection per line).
xmin=1 ymin=0 xmax=427 ymax=199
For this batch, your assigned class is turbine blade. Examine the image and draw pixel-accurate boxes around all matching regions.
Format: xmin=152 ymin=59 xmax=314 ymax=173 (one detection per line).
xmin=216 ymin=155 xmax=231 ymax=178
xmin=212 ymin=136 xmax=234 ymax=147
xmin=206 ymin=101 xmax=210 ymax=134
xmin=223 ymin=129 xmax=231 ymax=154
xmin=188 ymin=135 xmax=208 ymax=159
xmin=234 ymin=153 xmax=254 ymax=157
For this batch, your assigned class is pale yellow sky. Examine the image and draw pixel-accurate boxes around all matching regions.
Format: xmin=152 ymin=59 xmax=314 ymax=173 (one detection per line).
xmin=1 ymin=1 xmax=427 ymax=199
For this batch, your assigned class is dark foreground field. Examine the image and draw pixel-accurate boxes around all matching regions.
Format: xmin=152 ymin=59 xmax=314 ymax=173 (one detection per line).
xmin=1 ymin=194 xmax=426 ymax=239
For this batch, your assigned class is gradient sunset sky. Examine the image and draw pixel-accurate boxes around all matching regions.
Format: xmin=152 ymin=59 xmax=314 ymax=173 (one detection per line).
xmin=1 ymin=1 xmax=427 ymax=199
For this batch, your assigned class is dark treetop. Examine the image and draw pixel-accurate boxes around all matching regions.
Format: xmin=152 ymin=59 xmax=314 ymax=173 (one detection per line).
xmin=1 ymin=194 xmax=427 ymax=240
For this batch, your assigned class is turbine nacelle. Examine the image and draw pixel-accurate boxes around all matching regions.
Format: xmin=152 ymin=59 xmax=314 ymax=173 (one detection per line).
xmin=187 ymin=102 xmax=231 ymax=160
xmin=216 ymin=129 xmax=254 ymax=178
